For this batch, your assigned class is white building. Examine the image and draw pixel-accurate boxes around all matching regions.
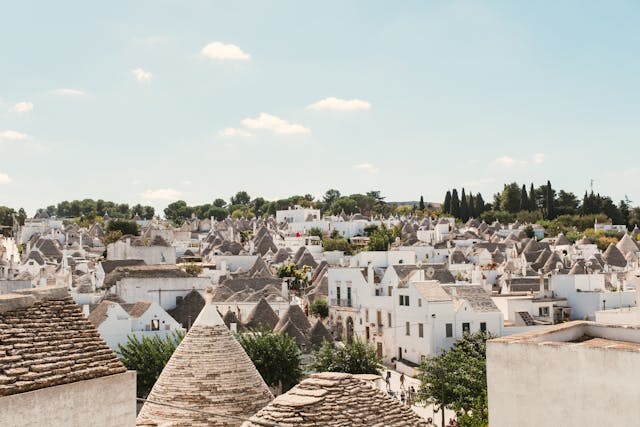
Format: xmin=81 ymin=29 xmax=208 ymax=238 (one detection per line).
xmin=107 ymin=237 xmax=177 ymax=265
xmin=487 ymin=321 xmax=640 ymax=427
xmin=276 ymin=206 xmax=321 ymax=224
xmin=87 ymin=300 xmax=184 ymax=350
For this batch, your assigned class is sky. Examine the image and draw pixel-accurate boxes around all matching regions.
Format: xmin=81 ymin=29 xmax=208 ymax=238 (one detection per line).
xmin=1 ymin=0 xmax=639 ymax=214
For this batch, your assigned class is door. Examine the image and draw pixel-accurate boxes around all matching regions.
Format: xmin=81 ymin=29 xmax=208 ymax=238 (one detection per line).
xmin=377 ymin=342 xmax=383 ymax=358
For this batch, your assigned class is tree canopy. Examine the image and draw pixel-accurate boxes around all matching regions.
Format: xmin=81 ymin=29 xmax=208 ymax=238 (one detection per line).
xmin=235 ymin=329 xmax=303 ymax=392
xmin=417 ymin=332 xmax=492 ymax=427
xmin=311 ymin=339 xmax=382 ymax=375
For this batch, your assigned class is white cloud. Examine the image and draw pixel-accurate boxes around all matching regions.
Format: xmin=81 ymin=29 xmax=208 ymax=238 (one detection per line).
xmin=533 ymin=153 xmax=545 ymax=164
xmin=495 ymin=156 xmax=516 ymax=166
xmin=352 ymin=163 xmax=379 ymax=174
xmin=201 ymin=41 xmax=250 ymax=61
xmin=131 ymin=68 xmax=153 ymax=82
xmin=307 ymin=97 xmax=372 ymax=112
xmin=141 ymin=188 xmax=183 ymax=201
xmin=11 ymin=101 xmax=33 ymax=113
xmin=0 ymin=130 xmax=29 ymax=141
xmin=52 ymin=88 xmax=86 ymax=96
xmin=241 ymin=113 xmax=310 ymax=135
xmin=218 ymin=127 xmax=252 ymax=138
xmin=0 ymin=173 xmax=12 ymax=184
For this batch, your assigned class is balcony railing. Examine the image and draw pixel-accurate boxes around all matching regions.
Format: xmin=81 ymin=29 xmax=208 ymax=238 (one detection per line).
xmin=330 ymin=298 xmax=353 ymax=307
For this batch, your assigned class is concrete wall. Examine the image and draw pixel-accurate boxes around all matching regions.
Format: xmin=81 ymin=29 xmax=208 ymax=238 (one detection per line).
xmin=487 ymin=328 xmax=640 ymax=427
xmin=0 ymin=371 xmax=136 ymax=427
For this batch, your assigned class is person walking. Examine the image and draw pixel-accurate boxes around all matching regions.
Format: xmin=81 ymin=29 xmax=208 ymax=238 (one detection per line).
xmin=385 ymin=371 xmax=391 ymax=392
xmin=399 ymin=373 xmax=405 ymax=391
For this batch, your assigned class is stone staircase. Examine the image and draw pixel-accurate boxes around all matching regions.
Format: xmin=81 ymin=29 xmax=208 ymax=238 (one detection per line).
xmin=517 ymin=311 xmax=536 ymax=326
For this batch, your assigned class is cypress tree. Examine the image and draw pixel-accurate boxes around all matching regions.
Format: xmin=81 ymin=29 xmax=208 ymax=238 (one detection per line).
xmin=469 ymin=193 xmax=476 ymax=218
xmin=443 ymin=191 xmax=452 ymax=214
xmin=529 ymin=183 xmax=537 ymax=211
xmin=419 ymin=196 xmax=425 ymax=211
xmin=460 ymin=188 xmax=469 ymax=222
xmin=451 ymin=189 xmax=460 ymax=219
xmin=476 ymin=193 xmax=485 ymax=216
xmin=520 ymin=184 xmax=529 ymax=211
xmin=546 ymin=180 xmax=555 ymax=219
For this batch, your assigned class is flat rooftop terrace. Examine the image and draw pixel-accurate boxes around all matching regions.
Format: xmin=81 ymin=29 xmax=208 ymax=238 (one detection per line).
xmin=491 ymin=321 xmax=640 ymax=352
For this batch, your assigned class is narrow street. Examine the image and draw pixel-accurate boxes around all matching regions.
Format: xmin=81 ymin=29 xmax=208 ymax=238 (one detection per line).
xmin=379 ymin=369 xmax=457 ymax=426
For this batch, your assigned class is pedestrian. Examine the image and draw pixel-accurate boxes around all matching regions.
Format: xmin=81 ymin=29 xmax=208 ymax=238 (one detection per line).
xmin=385 ymin=371 xmax=391 ymax=392
xmin=400 ymin=390 xmax=406 ymax=405
xmin=426 ymin=418 xmax=436 ymax=427
xmin=399 ymin=373 xmax=405 ymax=390
xmin=408 ymin=385 xmax=415 ymax=405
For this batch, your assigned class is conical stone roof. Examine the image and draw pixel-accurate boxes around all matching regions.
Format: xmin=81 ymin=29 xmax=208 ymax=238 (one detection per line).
xmin=137 ymin=291 xmax=273 ymax=426
xmin=603 ymin=243 xmax=627 ymax=268
xmin=616 ymin=234 xmax=639 ymax=256
xmin=555 ymin=233 xmax=571 ymax=246
xmin=243 ymin=297 xmax=279 ymax=331
xmin=274 ymin=303 xmax=311 ymax=334
xmin=243 ymin=372 xmax=427 ymax=426
xmin=309 ymin=320 xmax=334 ymax=349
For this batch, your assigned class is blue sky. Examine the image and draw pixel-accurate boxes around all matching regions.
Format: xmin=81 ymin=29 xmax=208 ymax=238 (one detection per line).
xmin=1 ymin=0 xmax=639 ymax=214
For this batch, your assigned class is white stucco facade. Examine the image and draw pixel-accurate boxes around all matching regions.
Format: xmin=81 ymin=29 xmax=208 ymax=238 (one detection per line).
xmin=0 ymin=371 xmax=136 ymax=427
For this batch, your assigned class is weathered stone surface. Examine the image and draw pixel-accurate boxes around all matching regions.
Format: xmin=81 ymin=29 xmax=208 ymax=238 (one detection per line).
xmin=0 ymin=289 xmax=126 ymax=397
xmin=244 ymin=373 xmax=427 ymax=427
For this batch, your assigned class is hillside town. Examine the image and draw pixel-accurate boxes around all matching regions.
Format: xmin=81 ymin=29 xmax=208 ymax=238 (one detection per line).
xmin=1 ymin=200 xmax=640 ymax=425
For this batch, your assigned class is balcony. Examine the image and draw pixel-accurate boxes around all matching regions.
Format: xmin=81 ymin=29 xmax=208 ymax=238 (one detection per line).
xmin=330 ymin=298 xmax=353 ymax=308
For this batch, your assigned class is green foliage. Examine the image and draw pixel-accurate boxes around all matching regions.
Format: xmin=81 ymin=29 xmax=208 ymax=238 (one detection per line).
xmin=101 ymin=230 xmax=123 ymax=247
xmin=0 ymin=206 xmax=19 ymax=236
xmin=310 ymin=297 xmax=329 ymax=319
xmin=106 ymin=219 xmax=140 ymax=236
xmin=276 ymin=263 xmax=309 ymax=291
xmin=417 ymin=332 xmax=492 ymax=424
xmin=480 ymin=210 xmax=515 ymax=224
xmin=230 ymin=190 xmax=251 ymax=206
xmin=235 ymin=329 xmax=303 ymax=392
xmin=308 ymin=227 xmax=323 ymax=238
xmin=322 ymin=237 xmax=353 ymax=254
xmin=117 ymin=331 xmax=185 ymax=398
xmin=457 ymin=391 xmax=489 ymax=427
xmin=367 ymin=224 xmax=399 ymax=251
xmin=184 ymin=263 xmax=202 ymax=277
xmin=395 ymin=205 xmax=413 ymax=217
xmin=47 ymin=199 xmax=153 ymax=221
xmin=311 ymin=339 xmax=382 ymax=375
xmin=230 ymin=207 xmax=255 ymax=219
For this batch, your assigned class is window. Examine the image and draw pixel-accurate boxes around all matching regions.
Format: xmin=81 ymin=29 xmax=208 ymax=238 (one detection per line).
xmin=388 ymin=312 xmax=392 ymax=327
xmin=399 ymin=295 xmax=404 ymax=306
xmin=418 ymin=323 xmax=424 ymax=338
xmin=405 ymin=322 xmax=410 ymax=336
xmin=347 ymin=287 xmax=351 ymax=303
xmin=480 ymin=322 xmax=487 ymax=332
xmin=388 ymin=286 xmax=393 ymax=296
xmin=418 ymin=298 xmax=422 ymax=307
xmin=365 ymin=309 xmax=369 ymax=323
xmin=445 ymin=323 xmax=453 ymax=337
xmin=405 ymin=296 xmax=410 ymax=306
xmin=462 ymin=322 xmax=470 ymax=333
xmin=151 ymin=319 xmax=160 ymax=331
xmin=539 ymin=307 xmax=550 ymax=317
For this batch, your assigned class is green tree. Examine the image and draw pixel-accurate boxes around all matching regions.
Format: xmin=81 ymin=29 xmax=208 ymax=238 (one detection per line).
xmin=419 ymin=196 xmax=425 ymax=211
xmin=322 ymin=237 xmax=353 ymax=254
xmin=499 ymin=183 xmax=521 ymax=214
xmin=475 ymin=193 xmax=486 ymax=216
xmin=323 ymin=189 xmax=341 ymax=207
xmin=308 ymin=227 xmax=323 ymax=238
xmin=330 ymin=197 xmax=358 ymax=215
xmin=184 ymin=263 xmax=202 ymax=277
xmin=451 ymin=190 xmax=460 ymax=218
xmin=367 ymin=224 xmax=398 ymax=251
xmin=311 ymin=339 xmax=382 ymax=374
xmin=117 ymin=331 xmax=185 ymax=398
xmin=460 ymin=188 xmax=469 ymax=222
xmin=545 ymin=180 xmax=556 ymax=219
xmin=235 ymin=329 xmax=303 ymax=392
xmin=443 ymin=191 xmax=452 ymax=214
xmin=310 ymin=297 xmax=329 ymax=319
xmin=106 ymin=219 xmax=140 ymax=236
xmin=520 ymin=184 xmax=529 ymax=211
xmin=213 ymin=198 xmax=227 ymax=208
xmin=230 ymin=191 xmax=251 ymax=206
xmin=556 ymin=190 xmax=578 ymax=217
xmin=101 ymin=230 xmax=123 ymax=247
xmin=276 ymin=263 xmax=309 ymax=291
xmin=417 ymin=332 xmax=492 ymax=427
xmin=164 ymin=200 xmax=193 ymax=225
xmin=529 ymin=183 xmax=537 ymax=211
